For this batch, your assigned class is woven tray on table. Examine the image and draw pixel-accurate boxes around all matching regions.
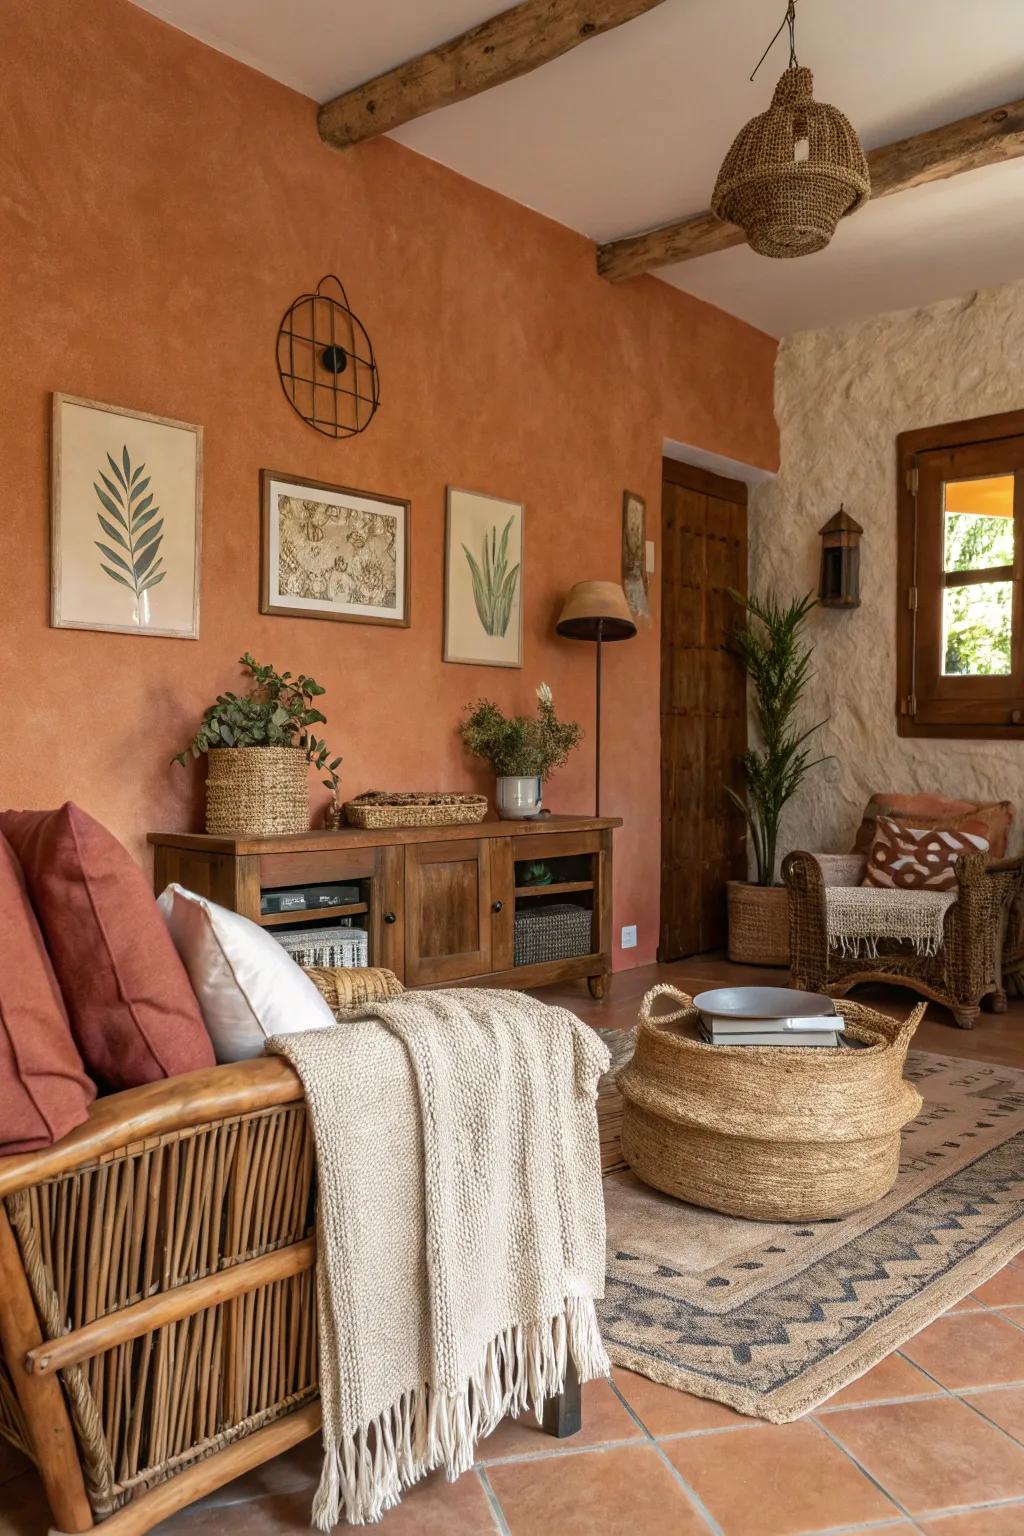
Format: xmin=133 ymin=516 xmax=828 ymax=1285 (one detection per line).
xmin=343 ymin=791 xmax=488 ymax=829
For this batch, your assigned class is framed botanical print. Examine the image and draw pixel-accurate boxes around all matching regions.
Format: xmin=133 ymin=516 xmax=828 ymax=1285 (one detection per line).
xmin=622 ymin=489 xmax=650 ymax=622
xmin=51 ymin=393 xmax=202 ymax=638
xmin=443 ymin=487 xmax=524 ymax=667
xmin=260 ymin=471 xmax=410 ymax=627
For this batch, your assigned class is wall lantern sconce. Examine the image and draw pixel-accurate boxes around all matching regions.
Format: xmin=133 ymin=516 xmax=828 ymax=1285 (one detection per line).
xmin=818 ymin=504 xmax=862 ymax=608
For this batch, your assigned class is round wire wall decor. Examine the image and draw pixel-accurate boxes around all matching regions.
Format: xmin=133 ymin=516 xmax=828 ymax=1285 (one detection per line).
xmin=276 ymin=274 xmax=380 ymax=439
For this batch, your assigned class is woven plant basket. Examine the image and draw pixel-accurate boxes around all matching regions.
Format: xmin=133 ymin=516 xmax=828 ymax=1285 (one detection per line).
xmin=727 ymin=881 xmax=789 ymax=967
xmin=344 ymin=791 xmax=488 ymax=829
xmin=205 ymin=746 xmax=309 ymax=836
xmin=618 ymin=986 xmax=924 ymax=1222
xmin=711 ymin=66 xmax=870 ymax=259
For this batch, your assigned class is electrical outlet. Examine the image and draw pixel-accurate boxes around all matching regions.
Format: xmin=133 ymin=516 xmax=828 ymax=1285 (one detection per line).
xmin=621 ymin=924 xmax=637 ymax=950
xmin=645 ymin=540 xmax=656 ymax=574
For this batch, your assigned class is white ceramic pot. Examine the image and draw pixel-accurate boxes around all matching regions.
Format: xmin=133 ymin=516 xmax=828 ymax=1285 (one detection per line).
xmin=496 ymin=775 xmax=542 ymax=820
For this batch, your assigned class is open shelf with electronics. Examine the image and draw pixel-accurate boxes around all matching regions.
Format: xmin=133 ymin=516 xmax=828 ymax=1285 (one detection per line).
xmin=150 ymin=815 xmax=620 ymax=999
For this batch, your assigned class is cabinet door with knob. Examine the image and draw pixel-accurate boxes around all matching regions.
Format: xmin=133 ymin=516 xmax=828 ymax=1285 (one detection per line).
xmin=403 ymin=838 xmax=496 ymax=987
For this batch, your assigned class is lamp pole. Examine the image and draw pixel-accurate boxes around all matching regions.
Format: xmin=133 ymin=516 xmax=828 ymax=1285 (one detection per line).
xmin=595 ymin=617 xmax=604 ymax=816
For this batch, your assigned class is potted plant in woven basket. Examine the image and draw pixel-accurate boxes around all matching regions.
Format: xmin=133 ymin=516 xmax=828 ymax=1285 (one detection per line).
xmin=725 ymin=591 xmax=829 ymax=966
xmin=174 ymin=654 xmax=342 ymax=836
xmin=459 ymin=683 xmax=581 ymax=820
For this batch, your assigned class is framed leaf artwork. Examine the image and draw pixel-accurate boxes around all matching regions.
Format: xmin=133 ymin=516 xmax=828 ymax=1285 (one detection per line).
xmin=51 ymin=394 xmax=202 ymax=639
xmin=444 ymin=487 xmax=524 ymax=668
xmin=260 ymin=471 xmax=410 ymax=626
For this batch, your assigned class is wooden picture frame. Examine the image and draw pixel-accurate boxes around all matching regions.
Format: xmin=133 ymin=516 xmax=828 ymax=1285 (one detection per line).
xmin=260 ymin=470 xmax=410 ymax=627
xmin=443 ymin=487 xmax=524 ymax=667
xmin=51 ymin=393 xmax=202 ymax=639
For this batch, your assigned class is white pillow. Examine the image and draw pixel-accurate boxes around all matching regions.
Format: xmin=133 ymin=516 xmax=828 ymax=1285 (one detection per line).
xmin=157 ymin=883 xmax=337 ymax=1062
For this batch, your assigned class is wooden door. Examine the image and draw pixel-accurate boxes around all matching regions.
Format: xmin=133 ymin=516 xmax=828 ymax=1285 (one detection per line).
xmin=404 ymin=838 xmax=493 ymax=986
xmin=659 ymin=460 xmax=748 ymax=960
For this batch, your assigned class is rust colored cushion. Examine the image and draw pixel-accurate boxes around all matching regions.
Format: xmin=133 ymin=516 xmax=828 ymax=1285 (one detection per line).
xmin=863 ymin=816 xmax=988 ymax=891
xmin=853 ymin=793 xmax=1013 ymax=859
xmin=0 ymin=833 xmax=95 ymax=1152
xmin=0 ymin=805 xmax=214 ymax=1089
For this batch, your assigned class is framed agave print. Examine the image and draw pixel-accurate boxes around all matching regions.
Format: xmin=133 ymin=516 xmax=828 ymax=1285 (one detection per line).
xmin=444 ymin=488 xmax=524 ymax=668
xmin=51 ymin=394 xmax=202 ymax=638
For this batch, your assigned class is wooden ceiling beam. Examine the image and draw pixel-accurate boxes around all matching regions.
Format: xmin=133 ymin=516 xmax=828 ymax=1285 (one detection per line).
xmin=597 ymin=96 xmax=1024 ymax=282
xmin=318 ymin=0 xmax=668 ymax=150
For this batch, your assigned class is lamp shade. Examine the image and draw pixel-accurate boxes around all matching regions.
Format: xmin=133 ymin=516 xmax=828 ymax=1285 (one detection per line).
xmin=556 ymin=581 xmax=637 ymax=642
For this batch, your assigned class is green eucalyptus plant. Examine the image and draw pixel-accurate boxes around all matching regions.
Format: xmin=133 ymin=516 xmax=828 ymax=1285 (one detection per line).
xmin=460 ymin=683 xmax=581 ymax=780
xmin=173 ymin=654 xmax=343 ymax=798
xmin=725 ymin=590 xmax=829 ymax=887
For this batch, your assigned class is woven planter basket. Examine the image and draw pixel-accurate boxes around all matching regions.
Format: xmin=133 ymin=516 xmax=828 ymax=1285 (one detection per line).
xmin=712 ymin=66 xmax=870 ymax=259
xmin=618 ymin=986 xmax=924 ymax=1221
xmin=727 ymin=881 xmax=789 ymax=967
xmin=205 ymin=746 xmax=309 ymax=836
xmin=343 ymin=791 xmax=488 ymax=829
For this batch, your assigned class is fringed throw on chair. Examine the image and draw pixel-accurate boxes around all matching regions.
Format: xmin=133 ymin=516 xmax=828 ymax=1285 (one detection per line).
xmin=270 ymin=988 xmax=611 ymax=1527
xmin=825 ymin=886 xmax=956 ymax=959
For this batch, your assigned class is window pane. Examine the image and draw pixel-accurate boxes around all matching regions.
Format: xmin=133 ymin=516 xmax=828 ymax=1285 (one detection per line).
xmin=944 ymin=475 xmax=1014 ymax=572
xmin=942 ymin=581 xmax=1012 ymax=675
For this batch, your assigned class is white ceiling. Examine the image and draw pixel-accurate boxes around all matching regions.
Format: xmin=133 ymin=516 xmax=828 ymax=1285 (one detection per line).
xmin=133 ymin=0 xmax=1024 ymax=336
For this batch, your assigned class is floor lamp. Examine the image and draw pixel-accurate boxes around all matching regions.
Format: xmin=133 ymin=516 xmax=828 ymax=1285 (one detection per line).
xmin=556 ymin=581 xmax=637 ymax=816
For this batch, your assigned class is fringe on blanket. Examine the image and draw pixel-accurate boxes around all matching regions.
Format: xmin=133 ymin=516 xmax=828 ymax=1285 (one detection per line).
xmin=824 ymin=886 xmax=955 ymax=961
xmin=313 ymin=1296 xmax=608 ymax=1529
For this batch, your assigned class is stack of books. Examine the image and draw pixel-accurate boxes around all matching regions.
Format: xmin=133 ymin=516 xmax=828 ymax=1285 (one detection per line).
xmin=694 ymin=987 xmax=842 ymax=1048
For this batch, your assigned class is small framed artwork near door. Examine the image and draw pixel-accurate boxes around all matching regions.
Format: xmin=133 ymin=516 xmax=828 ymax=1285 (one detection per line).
xmin=443 ymin=487 xmax=524 ymax=667
xmin=51 ymin=393 xmax=202 ymax=638
xmin=260 ymin=470 xmax=410 ymax=626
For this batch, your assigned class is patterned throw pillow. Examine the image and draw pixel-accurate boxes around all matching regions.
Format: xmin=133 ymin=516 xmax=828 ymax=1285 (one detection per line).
xmin=863 ymin=817 xmax=988 ymax=891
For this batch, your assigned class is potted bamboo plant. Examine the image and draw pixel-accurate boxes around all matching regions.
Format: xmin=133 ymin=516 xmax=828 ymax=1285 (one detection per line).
xmin=174 ymin=654 xmax=342 ymax=836
xmin=725 ymin=591 xmax=829 ymax=966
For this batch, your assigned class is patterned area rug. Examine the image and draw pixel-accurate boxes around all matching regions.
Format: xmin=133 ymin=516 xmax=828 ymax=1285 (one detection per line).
xmin=599 ymin=1050 xmax=1024 ymax=1422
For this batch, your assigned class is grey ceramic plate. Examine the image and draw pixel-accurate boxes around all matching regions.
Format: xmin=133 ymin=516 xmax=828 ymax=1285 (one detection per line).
xmin=692 ymin=986 xmax=836 ymax=1019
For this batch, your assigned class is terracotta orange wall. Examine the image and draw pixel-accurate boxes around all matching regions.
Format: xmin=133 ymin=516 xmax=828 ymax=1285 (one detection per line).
xmin=2 ymin=0 xmax=777 ymax=969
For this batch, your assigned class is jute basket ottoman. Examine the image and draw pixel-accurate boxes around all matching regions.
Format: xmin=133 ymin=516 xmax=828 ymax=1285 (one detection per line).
xmin=618 ymin=985 xmax=925 ymax=1222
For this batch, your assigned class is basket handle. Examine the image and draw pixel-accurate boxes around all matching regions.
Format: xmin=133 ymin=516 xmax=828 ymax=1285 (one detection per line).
xmin=639 ymin=984 xmax=694 ymax=1025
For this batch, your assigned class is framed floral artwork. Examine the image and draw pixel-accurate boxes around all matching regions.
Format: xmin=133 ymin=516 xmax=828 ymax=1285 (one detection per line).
xmin=260 ymin=470 xmax=410 ymax=626
xmin=443 ymin=487 xmax=524 ymax=667
xmin=51 ymin=393 xmax=202 ymax=638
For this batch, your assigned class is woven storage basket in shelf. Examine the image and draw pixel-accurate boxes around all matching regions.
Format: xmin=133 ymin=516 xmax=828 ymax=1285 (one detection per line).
xmin=343 ymin=791 xmax=488 ymax=829
xmin=205 ymin=746 xmax=308 ymax=836
xmin=727 ymin=881 xmax=789 ymax=966
xmin=514 ymin=903 xmax=592 ymax=966
xmin=711 ymin=65 xmax=870 ymax=259
xmin=618 ymin=985 xmax=924 ymax=1222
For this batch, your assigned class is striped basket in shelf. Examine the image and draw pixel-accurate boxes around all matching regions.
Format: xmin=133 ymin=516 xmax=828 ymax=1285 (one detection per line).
xmin=273 ymin=925 xmax=369 ymax=969
xmin=513 ymin=903 xmax=592 ymax=966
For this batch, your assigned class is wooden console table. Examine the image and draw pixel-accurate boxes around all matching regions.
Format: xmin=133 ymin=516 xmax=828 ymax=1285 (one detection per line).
xmin=149 ymin=815 xmax=621 ymax=997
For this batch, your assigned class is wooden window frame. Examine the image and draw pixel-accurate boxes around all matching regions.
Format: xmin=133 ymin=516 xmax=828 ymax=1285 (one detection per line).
xmin=897 ymin=408 xmax=1024 ymax=740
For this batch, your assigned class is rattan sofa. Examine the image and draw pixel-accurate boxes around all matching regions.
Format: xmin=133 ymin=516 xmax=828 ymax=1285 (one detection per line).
xmin=0 ymin=1057 xmax=581 ymax=1535
xmin=783 ymin=848 xmax=1024 ymax=1029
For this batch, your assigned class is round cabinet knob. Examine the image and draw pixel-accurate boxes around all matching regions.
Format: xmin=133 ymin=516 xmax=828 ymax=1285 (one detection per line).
xmin=492 ymin=900 xmax=504 ymax=913
xmin=384 ymin=911 xmax=397 ymax=924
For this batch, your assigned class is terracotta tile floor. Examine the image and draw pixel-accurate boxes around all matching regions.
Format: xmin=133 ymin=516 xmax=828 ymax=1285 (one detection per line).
xmin=4 ymin=956 xmax=1024 ymax=1536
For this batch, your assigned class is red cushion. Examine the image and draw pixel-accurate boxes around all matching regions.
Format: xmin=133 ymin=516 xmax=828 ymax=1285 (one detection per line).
xmin=0 ymin=805 xmax=214 ymax=1089
xmin=0 ymin=833 xmax=94 ymax=1152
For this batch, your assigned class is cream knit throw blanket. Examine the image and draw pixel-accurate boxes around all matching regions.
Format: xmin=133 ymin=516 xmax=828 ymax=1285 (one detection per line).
xmin=825 ymin=885 xmax=956 ymax=959
xmin=270 ymin=988 xmax=611 ymax=1527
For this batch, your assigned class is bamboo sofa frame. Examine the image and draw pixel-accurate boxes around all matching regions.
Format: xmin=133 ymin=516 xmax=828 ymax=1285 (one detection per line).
xmin=784 ymin=848 xmax=1024 ymax=1030
xmin=0 ymin=1057 xmax=581 ymax=1535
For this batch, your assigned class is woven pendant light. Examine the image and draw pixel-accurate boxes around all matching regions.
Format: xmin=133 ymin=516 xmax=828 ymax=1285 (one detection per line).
xmin=711 ymin=6 xmax=870 ymax=259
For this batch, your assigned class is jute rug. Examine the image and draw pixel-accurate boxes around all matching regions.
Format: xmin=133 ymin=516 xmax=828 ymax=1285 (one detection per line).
xmin=599 ymin=1049 xmax=1024 ymax=1422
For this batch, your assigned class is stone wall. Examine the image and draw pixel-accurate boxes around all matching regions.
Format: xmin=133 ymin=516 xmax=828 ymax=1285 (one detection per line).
xmin=749 ymin=279 xmax=1024 ymax=861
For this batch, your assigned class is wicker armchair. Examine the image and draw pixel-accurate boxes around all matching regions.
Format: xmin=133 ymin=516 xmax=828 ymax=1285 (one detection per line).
xmin=783 ymin=849 xmax=1024 ymax=1030
xmin=0 ymin=1022 xmax=581 ymax=1534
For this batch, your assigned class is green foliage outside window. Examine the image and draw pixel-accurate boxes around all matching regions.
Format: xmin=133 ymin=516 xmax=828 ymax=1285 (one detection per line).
xmin=943 ymin=513 xmax=1013 ymax=676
